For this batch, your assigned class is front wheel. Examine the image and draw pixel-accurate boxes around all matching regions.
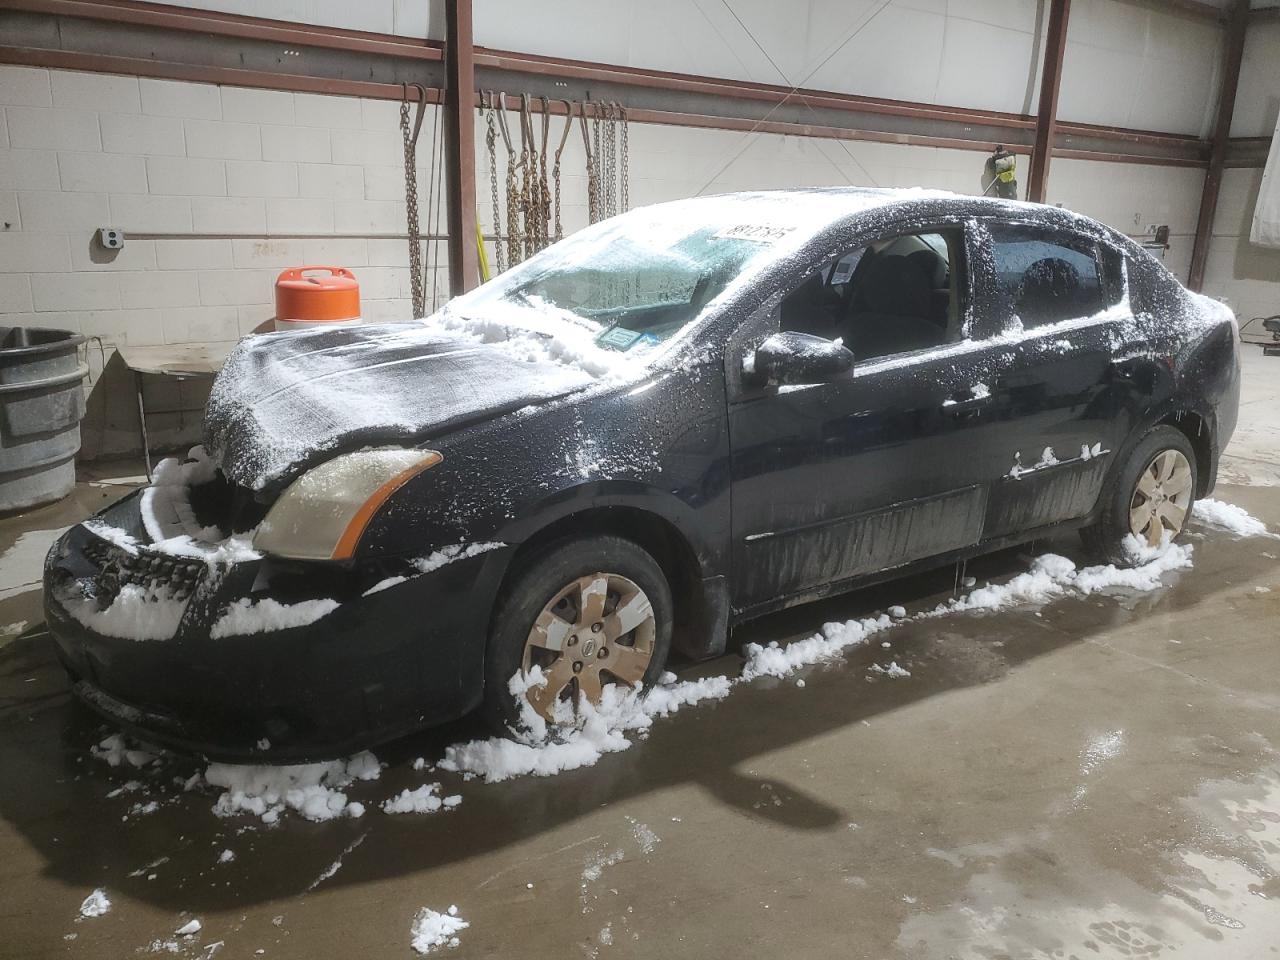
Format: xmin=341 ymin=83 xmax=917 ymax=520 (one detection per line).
xmin=1081 ymin=424 xmax=1197 ymax=566
xmin=483 ymin=536 xmax=673 ymax=733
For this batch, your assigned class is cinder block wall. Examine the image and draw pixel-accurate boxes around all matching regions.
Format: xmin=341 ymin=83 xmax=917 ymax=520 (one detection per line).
xmin=0 ymin=66 xmax=448 ymax=459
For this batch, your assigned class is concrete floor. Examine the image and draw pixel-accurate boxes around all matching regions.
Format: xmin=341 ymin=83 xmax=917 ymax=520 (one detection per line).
xmin=1 ymin=349 xmax=1278 ymax=960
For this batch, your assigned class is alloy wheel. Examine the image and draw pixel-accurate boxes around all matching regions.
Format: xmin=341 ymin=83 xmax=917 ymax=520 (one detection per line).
xmin=520 ymin=572 xmax=656 ymax=722
xmin=1128 ymin=448 xmax=1193 ymax=548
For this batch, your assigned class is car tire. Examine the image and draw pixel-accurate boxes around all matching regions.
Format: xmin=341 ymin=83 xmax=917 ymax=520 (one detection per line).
xmin=1080 ymin=424 xmax=1198 ymax=567
xmin=483 ymin=535 xmax=673 ymax=735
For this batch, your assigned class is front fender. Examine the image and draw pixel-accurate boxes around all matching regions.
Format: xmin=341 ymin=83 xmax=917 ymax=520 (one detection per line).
xmin=493 ymin=478 xmax=719 ymax=569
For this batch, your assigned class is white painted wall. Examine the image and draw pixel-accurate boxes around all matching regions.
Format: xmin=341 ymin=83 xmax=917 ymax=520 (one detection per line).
xmin=1204 ymin=168 xmax=1280 ymax=339
xmin=1232 ymin=19 xmax=1280 ymax=139
xmin=0 ymin=66 xmax=443 ymax=343
xmin=153 ymin=0 xmax=1229 ymax=135
xmin=1207 ymin=16 xmax=1280 ymax=341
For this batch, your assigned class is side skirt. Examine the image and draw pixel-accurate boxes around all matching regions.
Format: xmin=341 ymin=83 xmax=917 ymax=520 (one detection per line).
xmin=727 ymin=512 xmax=1100 ymax=628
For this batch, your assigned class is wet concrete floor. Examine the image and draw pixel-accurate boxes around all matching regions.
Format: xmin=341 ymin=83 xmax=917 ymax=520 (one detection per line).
xmin=2 ymin=471 xmax=1280 ymax=959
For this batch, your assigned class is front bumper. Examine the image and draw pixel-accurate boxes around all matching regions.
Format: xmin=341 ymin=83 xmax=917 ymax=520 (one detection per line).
xmin=43 ymin=494 xmax=510 ymax=762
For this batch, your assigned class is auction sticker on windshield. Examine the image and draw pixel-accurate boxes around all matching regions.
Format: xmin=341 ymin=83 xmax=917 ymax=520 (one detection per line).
xmin=713 ymin=223 xmax=797 ymax=243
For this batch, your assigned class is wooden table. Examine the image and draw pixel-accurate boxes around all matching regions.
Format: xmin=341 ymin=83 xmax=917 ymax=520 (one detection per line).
xmin=115 ymin=343 xmax=234 ymax=480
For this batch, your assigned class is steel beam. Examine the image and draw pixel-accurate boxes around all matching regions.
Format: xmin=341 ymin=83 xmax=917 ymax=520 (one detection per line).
xmin=1187 ymin=0 xmax=1250 ymax=291
xmin=1027 ymin=0 xmax=1072 ymax=203
xmin=1112 ymin=0 xmax=1227 ymax=22
xmin=0 ymin=0 xmax=1215 ymax=167
xmin=443 ymin=0 xmax=478 ymax=296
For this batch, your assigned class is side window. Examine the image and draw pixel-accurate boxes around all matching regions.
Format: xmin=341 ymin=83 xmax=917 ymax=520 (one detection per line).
xmin=779 ymin=229 xmax=964 ymax=362
xmin=989 ymin=224 xmax=1106 ymax=328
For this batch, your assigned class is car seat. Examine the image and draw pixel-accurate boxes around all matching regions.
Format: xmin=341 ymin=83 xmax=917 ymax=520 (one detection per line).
xmin=846 ymin=256 xmax=946 ymax=359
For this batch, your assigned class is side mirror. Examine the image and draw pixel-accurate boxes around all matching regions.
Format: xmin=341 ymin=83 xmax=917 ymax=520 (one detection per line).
xmin=752 ymin=331 xmax=855 ymax=386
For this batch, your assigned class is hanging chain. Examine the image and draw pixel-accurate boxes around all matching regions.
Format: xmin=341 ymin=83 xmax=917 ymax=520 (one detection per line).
xmin=614 ymin=104 xmax=624 ymax=211
xmin=518 ymin=94 xmax=534 ymax=262
xmin=580 ymin=106 xmax=598 ymax=224
xmin=483 ymin=92 xmax=506 ymax=274
xmin=536 ymin=97 xmax=552 ymax=253
xmin=521 ymin=96 xmax=544 ymax=255
xmin=399 ymin=85 xmax=426 ymax=317
xmin=427 ymin=98 xmax=444 ymax=311
xmin=593 ymin=104 xmax=604 ymax=221
xmin=552 ymin=100 xmax=573 ymax=241
xmin=605 ymin=102 xmax=619 ymax=218
xmin=495 ymin=94 xmax=521 ymax=266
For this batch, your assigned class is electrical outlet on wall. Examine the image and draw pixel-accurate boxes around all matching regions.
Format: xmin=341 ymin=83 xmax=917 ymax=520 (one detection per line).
xmin=97 ymin=227 xmax=124 ymax=250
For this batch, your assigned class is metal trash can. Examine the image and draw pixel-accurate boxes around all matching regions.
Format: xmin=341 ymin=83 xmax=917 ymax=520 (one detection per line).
xmin=0 ymin=326 xmax=89 ymax=511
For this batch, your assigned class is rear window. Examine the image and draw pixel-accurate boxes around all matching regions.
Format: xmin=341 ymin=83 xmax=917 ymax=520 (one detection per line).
xmin=989 ymin=224 xmax=1106 ymax=328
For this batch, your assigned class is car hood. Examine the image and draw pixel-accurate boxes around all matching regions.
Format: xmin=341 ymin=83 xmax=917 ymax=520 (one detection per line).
xmin=204 ymin=322 xmax=596 ymax=495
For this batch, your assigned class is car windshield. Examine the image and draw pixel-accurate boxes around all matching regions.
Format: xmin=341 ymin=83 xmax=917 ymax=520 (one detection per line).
xmin=439 ymin=195 xmax=848 ymax=361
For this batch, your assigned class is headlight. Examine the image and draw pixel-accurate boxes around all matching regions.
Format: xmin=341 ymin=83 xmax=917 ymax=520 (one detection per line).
xmin=253 ymin=448 xmax=442 ymax=561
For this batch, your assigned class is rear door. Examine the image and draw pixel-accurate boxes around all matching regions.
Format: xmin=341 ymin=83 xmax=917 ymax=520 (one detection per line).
xmin=973 ymin=219 xmax=1135 ymax=538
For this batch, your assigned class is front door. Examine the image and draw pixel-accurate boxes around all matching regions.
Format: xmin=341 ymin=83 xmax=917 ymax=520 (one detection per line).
xmin=726 ymin=221 xmax=1006 ymax=611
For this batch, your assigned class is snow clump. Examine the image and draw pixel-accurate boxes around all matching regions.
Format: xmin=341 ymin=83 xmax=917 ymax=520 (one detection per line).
xmin=79 ymin=889 xmax=111 ymax=918
xmin=439 ymin=666 xmax=731 ymax=783
xmin=410 ymin=905 xmax=468 ymax=954
xmin=203 ymin=750 xmax=381 ymax=824
xmin=1193 ymin=499 xmax=1277 ymax=539
xmin=381 ymin=784 xmax=462 ymax=815
xmin=90 ymin=734 xmax=158 ymax=768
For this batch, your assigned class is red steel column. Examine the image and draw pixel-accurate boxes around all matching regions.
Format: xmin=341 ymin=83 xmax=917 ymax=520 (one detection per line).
xmin=444 ymin=0 xmax=478 ymax=294
xmin=1187 ymin=0 xmax=1249 ymax=292
xmin=1026 ymin=0 xmax=1071 ymax=204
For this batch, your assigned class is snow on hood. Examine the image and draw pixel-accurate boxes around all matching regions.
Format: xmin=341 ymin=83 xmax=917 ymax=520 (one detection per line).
xmin=204 ymin=323 xmax=597 ymax=494
xmin=206 ymin=189 xmax=958 ymax=495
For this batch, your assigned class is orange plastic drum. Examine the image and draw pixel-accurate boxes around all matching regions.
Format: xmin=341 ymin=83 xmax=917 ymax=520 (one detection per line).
xmin=274 ymin=266 xmax=361 ymax=331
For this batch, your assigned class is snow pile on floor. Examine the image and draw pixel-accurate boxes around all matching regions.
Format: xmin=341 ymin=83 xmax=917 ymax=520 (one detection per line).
xmin=741 ymin=614 xmax=893 ymax=680
xmin=410 ymin=905 xmax=468 ymax=954
xmin=79 ymin=889 xmax=111 ymax=918
xmin=209 ymin=596 xmax=339 ymax=639
xmin=869 ymin=661 xmax=911 ymax=679
xmin=1193 ymin=498 xmax=1277 ymax=539
xmin=381 ymin=784 xmax=462 ymax=815
xmin=940 ymin=539 xmax=1192 ymax=613
xmin=203 ymin=751 xmax=381 ymax=824
xmin=91 ymin=734 xmax=159 ymax=768
xmin=439 ymin=667 xmax=731 ymax=783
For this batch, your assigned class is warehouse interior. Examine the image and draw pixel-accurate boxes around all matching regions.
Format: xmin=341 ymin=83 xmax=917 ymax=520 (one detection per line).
xmin=2 ymin=0 xmax=1280 ymax=957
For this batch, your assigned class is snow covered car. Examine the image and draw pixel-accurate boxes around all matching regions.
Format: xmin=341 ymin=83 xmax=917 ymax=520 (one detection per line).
xmin=44 ymin=188 xmax=1240 ymax=761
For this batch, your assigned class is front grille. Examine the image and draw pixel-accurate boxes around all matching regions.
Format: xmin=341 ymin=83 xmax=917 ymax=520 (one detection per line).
xmin=189 ymin=469 xmax=270 ymax=535
xmin=81 ymin=537 xmax=206 ymax=607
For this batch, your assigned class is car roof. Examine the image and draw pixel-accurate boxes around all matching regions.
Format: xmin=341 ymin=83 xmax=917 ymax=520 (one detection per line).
xmin=703 ymin=186 xmax=1052 ymax=219
xmin=690 ymin=186 xmax=1126 ymax=248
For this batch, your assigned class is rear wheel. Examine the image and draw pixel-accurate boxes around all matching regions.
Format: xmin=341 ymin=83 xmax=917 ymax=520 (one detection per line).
xmin=483 ymin=536 xmax=672 ymax=733
xmin=1081 ymin=425 xmax=1197 ymax=566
